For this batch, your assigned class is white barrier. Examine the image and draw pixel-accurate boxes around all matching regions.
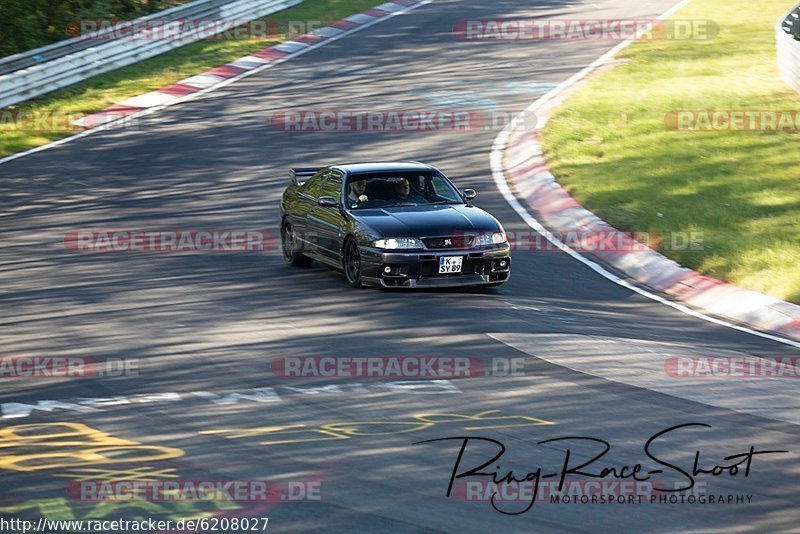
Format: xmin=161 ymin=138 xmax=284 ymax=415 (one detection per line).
xmin=776 ymin=3 xmax=800 ymax=93
xmin=0 ymin=0 xmax=233 ymax=76
xmin=0 ymin=0 xmax=302 ymax=108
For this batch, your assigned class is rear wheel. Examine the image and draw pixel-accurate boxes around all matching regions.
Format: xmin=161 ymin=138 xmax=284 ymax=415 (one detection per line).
xmin=281 ymin=221 xmax=313 ymax=267
xmin=343 ymin=238 xmax=363 ymax=288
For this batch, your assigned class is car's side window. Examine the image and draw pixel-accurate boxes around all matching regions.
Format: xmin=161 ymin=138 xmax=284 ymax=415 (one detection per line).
xmin=298 ymin=170 xmax=329 ymax=198
xmin=430 ymin=175 xmax=446 ymax=195
xmin=428 ymin=174 xmax=462 ymax=202
xmin=319 ymin=170 xmax=344 ymax=201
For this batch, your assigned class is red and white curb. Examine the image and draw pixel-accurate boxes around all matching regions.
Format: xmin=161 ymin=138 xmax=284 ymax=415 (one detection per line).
xmin=74 ymin=0 xmax=424 ymax=128
xmin=491 ymin=0 xmax=800 ymax=347
xmin=6 ymin=0 xmax=798 ymax=347
xmin=0 ymin=0 xmax=431 ymax=165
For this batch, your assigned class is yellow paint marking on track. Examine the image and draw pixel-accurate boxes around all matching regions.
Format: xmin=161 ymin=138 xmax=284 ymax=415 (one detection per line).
xmin=0 ymin=422 xmax=184 ymax=472
xmin=201 ymin=424 xmax=308 ymax=439
xmin=202 ymin=411 xmax=555 ymax=447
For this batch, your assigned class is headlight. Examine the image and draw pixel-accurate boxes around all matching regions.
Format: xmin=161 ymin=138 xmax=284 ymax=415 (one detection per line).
xmin=373 ymin=237 xmax=424 ymax=249
xmin=473 ymin=231 xmax=507 ymax=247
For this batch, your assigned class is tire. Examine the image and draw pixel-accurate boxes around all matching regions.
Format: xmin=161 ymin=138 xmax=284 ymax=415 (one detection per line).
xmin=281 ymin=220 xmax=313 ymax=267
xmin=343 ymin=238 xmax=363 ymax=288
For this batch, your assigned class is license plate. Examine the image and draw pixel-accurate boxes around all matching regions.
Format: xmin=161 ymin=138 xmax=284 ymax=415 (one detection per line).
xmin=438 ymin=256 xmax=463 ymax=274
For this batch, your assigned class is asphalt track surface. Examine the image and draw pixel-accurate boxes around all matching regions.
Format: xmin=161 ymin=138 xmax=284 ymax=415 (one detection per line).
xmin=1 ymin=0 xmax=799 ymax=532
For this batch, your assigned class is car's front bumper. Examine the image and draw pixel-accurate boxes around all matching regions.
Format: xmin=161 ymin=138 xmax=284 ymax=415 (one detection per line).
xmin=359 ymin=245 xmax=511 ymax=288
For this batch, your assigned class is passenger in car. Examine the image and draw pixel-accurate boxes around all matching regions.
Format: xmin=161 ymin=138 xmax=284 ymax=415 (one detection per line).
xmin=390 ymin=178 xmax=426 ymax=204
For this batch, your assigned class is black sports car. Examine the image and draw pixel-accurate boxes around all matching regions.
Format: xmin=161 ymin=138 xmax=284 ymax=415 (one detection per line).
xmin=279 ymin=162 xmax=510 ymax=288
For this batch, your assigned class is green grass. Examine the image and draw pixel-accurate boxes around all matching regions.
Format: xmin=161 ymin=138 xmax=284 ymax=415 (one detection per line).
xmin=0 ymin=0 xmax=381 ymax=157
xmin=540 ymin=0 xmax=800 ymax=303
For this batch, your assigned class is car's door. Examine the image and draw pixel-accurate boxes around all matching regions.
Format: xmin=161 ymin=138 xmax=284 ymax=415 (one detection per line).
xmin=308 ymin=169 xmax=347 ymax=264
xmin=294 ymin=170 xmax=329 ymax=255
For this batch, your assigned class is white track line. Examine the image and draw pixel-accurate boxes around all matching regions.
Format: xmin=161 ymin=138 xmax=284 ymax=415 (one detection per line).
xmin=489 ymin=0 xmax=800 ymax=349
xmin=6 ymin=0 xmax=796 ymax=348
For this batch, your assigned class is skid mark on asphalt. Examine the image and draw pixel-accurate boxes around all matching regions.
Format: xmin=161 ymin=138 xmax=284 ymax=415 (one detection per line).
xmin=489 ymin=333 xmax=800 ymax=426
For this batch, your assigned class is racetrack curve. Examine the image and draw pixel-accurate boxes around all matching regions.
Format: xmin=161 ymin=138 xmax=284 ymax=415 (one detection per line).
xmin=1 ymin=0 xmax=799 ymax=532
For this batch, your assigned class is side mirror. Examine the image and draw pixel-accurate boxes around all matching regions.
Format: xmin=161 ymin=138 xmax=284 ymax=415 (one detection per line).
xmin=317 ymin=196 xmax=339 ymax=208
xmin=463 ymin=189 xmax=477 ymax=201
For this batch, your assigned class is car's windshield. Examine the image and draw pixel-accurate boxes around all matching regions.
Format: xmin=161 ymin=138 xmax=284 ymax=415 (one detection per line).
xmin=344 ymin=171 xmax=464 ymax=209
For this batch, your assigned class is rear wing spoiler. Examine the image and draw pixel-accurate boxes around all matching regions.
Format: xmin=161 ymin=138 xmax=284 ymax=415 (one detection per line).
xmin=289 ymin=167 xmax=322 ymax=186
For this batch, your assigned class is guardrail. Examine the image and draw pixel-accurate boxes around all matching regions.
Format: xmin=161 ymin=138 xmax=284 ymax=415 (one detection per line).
xmin=0 ymin=0 xmax=301 ymax=108
xmin=776 ymin=2 xmax=800 ymax=93
xmin=0 ymin=0 xmax=228 ymax=76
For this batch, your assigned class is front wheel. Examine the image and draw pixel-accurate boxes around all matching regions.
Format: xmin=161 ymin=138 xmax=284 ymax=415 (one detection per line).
xmin=343 ymin=239 xmax=363 ymax=288
xmin=281 ymin=221 xmax=313 ymax=267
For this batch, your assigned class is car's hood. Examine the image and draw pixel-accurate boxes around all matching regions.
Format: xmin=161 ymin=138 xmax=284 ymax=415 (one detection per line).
xmin=354 ymin=204 xmax=502 ymax=237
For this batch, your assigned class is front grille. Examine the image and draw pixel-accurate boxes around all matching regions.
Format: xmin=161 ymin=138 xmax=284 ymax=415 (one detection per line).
xmin=422 ymin=236 xmax=470 ymax=249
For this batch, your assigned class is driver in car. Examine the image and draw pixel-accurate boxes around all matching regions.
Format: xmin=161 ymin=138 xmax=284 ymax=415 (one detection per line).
xmin=390 ymin=177 xmax=426 ymax=204
xmin=347 ymin=178 xmax=369 ymax=208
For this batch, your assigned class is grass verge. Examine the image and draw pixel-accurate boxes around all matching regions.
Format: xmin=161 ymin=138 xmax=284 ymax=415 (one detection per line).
xmin=0 ymin=0 xmax=382 ymax=158
xmin=540 ymin=0 xmax=800 ymax=303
